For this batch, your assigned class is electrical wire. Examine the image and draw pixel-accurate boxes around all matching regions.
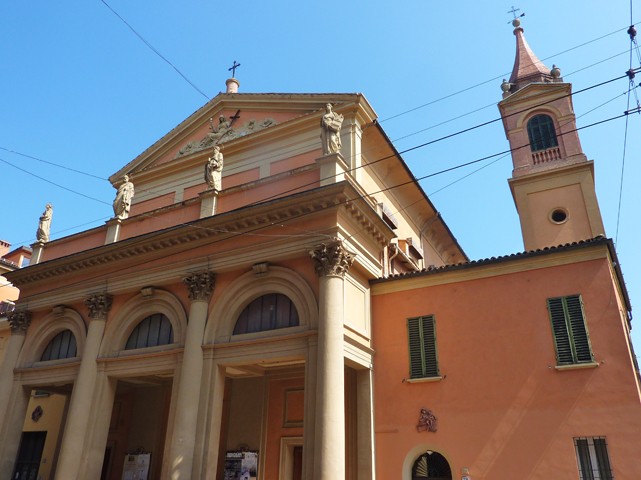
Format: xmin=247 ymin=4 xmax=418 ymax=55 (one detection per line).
xmin=5 ymin=70 xmax=636 ymax=247
xmin=99 ymin=0 xmax=210 ymax=101
xmin=380 ymin=21 xmax=638 ymax=123
xmin=1 ymin=109 xmax=630 ymax=295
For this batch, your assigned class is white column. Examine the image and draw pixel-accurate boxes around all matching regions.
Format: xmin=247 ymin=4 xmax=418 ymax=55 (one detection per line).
xmin=55 ymin=293 xmax=112 ymax=480
xmin=0 ymin=310 xmax=31 ymax=478
xmin=168 ymin=271 xmax=215 ymax=480
xmin=310 ymin=239 xmax=355 ymax=480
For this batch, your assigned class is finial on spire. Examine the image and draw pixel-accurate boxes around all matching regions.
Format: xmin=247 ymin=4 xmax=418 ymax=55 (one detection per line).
xmin=507 ymin=6 xmax=525 ymax=28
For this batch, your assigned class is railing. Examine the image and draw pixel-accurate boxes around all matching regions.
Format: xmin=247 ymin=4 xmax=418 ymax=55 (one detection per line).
xmin=532 ymin=147 xmax=561 ymax=165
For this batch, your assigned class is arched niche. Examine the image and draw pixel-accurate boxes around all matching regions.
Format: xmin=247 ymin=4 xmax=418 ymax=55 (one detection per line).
xmin=17 ymin=307 xmax=87 ymax=367
xmin=205 ymin=266 xmax=318 ymax=344
xmin=100 ymin=289 xmax=187 ymax=356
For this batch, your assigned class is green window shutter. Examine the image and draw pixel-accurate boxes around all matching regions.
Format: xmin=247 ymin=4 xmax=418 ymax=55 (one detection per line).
xmin=548 ymin=295 xmax=593 ymax=365
xmin=575 ymin=439 xmax=595 ymax=480
xmin=548 ymin=298 xmax=574 ymax=364
xmin=566 ymin=296 xmax=593 ymax=363
xmin=593 ymin=438 xmax=613 ymax=480
xmin=407 ymin=316 xmax=438 ymax=378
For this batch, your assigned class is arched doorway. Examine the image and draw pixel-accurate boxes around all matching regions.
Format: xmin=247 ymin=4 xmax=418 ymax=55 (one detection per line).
xmin=412 ymin=451 xmax=452 ymax=480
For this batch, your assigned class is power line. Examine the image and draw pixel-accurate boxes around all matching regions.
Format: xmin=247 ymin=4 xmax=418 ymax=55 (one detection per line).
xmin=5 ymin=70 xmax=635 ymax=247
xmin=99 ymin=0 xmax=210 ymax=101
xmin=380 ymin=21 xmax=638 ymax=123
xmin=0 ymin=157 xmax=111 ymax=206
xmin=2 ymin=108 xmax=630 ymax=294
xmin=0 ymin=147 xmax=107 ymax=181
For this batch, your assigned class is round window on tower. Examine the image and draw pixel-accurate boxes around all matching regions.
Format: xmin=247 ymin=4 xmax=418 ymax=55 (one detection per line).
xmin=549 ymin=208 xmax=569 ymax=224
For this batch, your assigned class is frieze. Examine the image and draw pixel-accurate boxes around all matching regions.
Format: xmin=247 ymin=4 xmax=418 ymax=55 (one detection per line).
xmin=183 ymin=271 xmax=216 ymax=301
xmin=176 ymin=117 xmax=277 ymax=158
xmin=8 ymin=310 xmax=32 ymax=335
xmin=310 ymin=238 xmax=355 ymax=278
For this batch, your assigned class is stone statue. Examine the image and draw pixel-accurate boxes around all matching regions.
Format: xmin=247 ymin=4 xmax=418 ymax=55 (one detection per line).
xmin=36 ymin=203 xmax=53 ymax=242
xmin=320 ymin=103 xmax=344 ymax=155
xmin=204 ymin=145 xmax=224 ymax=191
xmin=113 ymin=174 xmax=134 ymax=220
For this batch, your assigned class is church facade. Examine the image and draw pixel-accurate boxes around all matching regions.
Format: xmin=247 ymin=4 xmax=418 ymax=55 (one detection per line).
xmin=1 ymin=21 xmax=640 ymax=480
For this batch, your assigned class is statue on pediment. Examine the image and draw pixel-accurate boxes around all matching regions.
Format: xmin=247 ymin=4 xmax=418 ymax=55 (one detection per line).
xmin=205 ymin=145 xmax=224 ymax=191
xmin=113 ymin=174 xmax=134 ymax=220
xmin=36 ymin=203 xmax=53 ymax=242
xmin=320 ymin=103 xmax=343 ymax=155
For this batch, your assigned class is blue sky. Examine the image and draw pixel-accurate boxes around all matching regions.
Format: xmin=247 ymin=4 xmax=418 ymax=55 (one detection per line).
xmin=2 ymin=2 xmax=640 ymax=351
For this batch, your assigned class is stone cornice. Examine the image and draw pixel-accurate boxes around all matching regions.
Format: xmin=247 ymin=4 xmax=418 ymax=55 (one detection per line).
xmin=7 ymin=182 xmax=393 ymax=290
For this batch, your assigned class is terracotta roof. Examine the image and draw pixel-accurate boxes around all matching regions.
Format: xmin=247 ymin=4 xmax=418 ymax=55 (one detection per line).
xmin=376 ymin=236 xmax=610 ymax=280
xmin=508 ymin=25 xmax=553 ymax=89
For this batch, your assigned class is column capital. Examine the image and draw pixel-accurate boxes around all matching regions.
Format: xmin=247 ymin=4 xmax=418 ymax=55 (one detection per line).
xmin=84 ymin=293 xmax=113 ymax=320
xmin=310 ymin=238 xmax=355 ymax=278
xmin=183 ymin=271 xmax=216 ymax=302
xmin=7 ymin=310 xmax=32 ymax=335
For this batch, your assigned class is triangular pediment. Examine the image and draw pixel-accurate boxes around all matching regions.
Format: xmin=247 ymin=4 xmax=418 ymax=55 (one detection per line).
xmin=499 ymin=82 xmax=571 ymax=108
xmin=109 ymin=93 xmax=367 ymax=184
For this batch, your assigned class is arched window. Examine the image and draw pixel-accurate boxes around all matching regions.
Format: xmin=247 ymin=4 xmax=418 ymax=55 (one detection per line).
xmin=412 ymin=451 xmax=452 ymax=480
xmin=125 ymin=313 xmax=174 ymax=350
xmin=41 ymin=330 xmax=77 ymax=361
xmin=527 ymin=114 xmax=558 ymax=152
xmin=233 ymin=293 xmax=299 ymax=335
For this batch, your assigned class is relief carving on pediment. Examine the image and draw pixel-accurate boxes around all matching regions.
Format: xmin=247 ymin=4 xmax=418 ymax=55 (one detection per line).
xmin=176 ymin=116 xmax=277 ymax=157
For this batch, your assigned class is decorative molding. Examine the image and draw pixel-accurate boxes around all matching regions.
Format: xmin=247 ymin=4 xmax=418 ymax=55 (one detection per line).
xmin=176 ymin=117 xmax=278 ymax=158
xmin=183 ymin=271 xmax=216 ymax=301
xmin=84 ymin=293 xmax=113 ymax=320
xmin=8 ymin=310 xmax=32 ymax=335
xmin=252 ymin=262 xmax=269 ymax=276
xmin=416 ymin=408 xmax=438 ymax=433
xmin=31 ymin=405 xmax=43 ymax=422
xmin=310 ymin=238 xmax=355 ymax=278
xmin=140 ymin=286 xmax=155 ymax=298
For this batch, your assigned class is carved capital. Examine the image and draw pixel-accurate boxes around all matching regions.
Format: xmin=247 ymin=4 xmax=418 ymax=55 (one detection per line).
xmin=8 ymin=310 xmax=32 ymax=335
xmin=183 ymin=271 xmax=216 ymax=301
xmin=84 ymin=293 xmax=113 ymax=320
xmin=310 ymin=238 xmax=355 ymax=278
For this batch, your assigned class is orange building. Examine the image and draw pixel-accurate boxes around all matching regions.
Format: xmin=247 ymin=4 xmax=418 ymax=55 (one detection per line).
xmin=0 ymin=20 xmax=639 ymax=480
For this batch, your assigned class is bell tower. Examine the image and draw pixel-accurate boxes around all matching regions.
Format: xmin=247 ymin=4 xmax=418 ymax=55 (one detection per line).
xmin=498 ymin=18 xmax=605 ymax=251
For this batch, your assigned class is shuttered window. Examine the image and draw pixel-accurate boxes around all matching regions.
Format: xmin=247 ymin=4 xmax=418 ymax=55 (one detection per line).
xmin=125 ymin=313 xmax=174 ymax=350
xmin=574 ymin=437 xmax=613 ymax=480
xmin=547 ymin=295 xmax=593 ymax=365
xmin=233 ymin=293 xmax=299 ymax=335
xmin=408 ymin=315 xmax=439 ymax=379
xmin=527 ymin=114 xmax=558 ymax=151
xmin=40 ymin=330 xmax=77 ymax=361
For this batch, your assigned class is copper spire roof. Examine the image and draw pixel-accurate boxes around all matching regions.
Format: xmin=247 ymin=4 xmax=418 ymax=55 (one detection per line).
xmin=506 ymin=19 xmax=556 ymax=93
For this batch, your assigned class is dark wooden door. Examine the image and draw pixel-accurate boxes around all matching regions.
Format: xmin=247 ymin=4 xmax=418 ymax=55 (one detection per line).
xmin=12 ymin=431 xmax=47 ymax=480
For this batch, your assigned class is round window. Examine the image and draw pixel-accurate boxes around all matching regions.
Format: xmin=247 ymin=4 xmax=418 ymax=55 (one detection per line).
xmin=550 ymin=208 xmax=568 ymax=224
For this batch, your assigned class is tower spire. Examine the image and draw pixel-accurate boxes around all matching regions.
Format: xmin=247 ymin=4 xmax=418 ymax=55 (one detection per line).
xmin=503 ymin=18 xmax=560 ymax=96
xmin=498 ymin=19 xmax=605 ymax=250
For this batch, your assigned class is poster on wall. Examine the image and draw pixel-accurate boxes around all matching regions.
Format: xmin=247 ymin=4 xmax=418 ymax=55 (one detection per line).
xmin=121 ymin=453 xmax=151 ymax=480
xmin=223 ymin=451 xmax=258 ymax=480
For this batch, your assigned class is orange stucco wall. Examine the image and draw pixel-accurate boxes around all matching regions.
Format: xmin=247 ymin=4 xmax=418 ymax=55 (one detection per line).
xmin=372 ymin=256 xmax=641 ymax=479
xmin=264 ymin=377 xmax=304 ymax=479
